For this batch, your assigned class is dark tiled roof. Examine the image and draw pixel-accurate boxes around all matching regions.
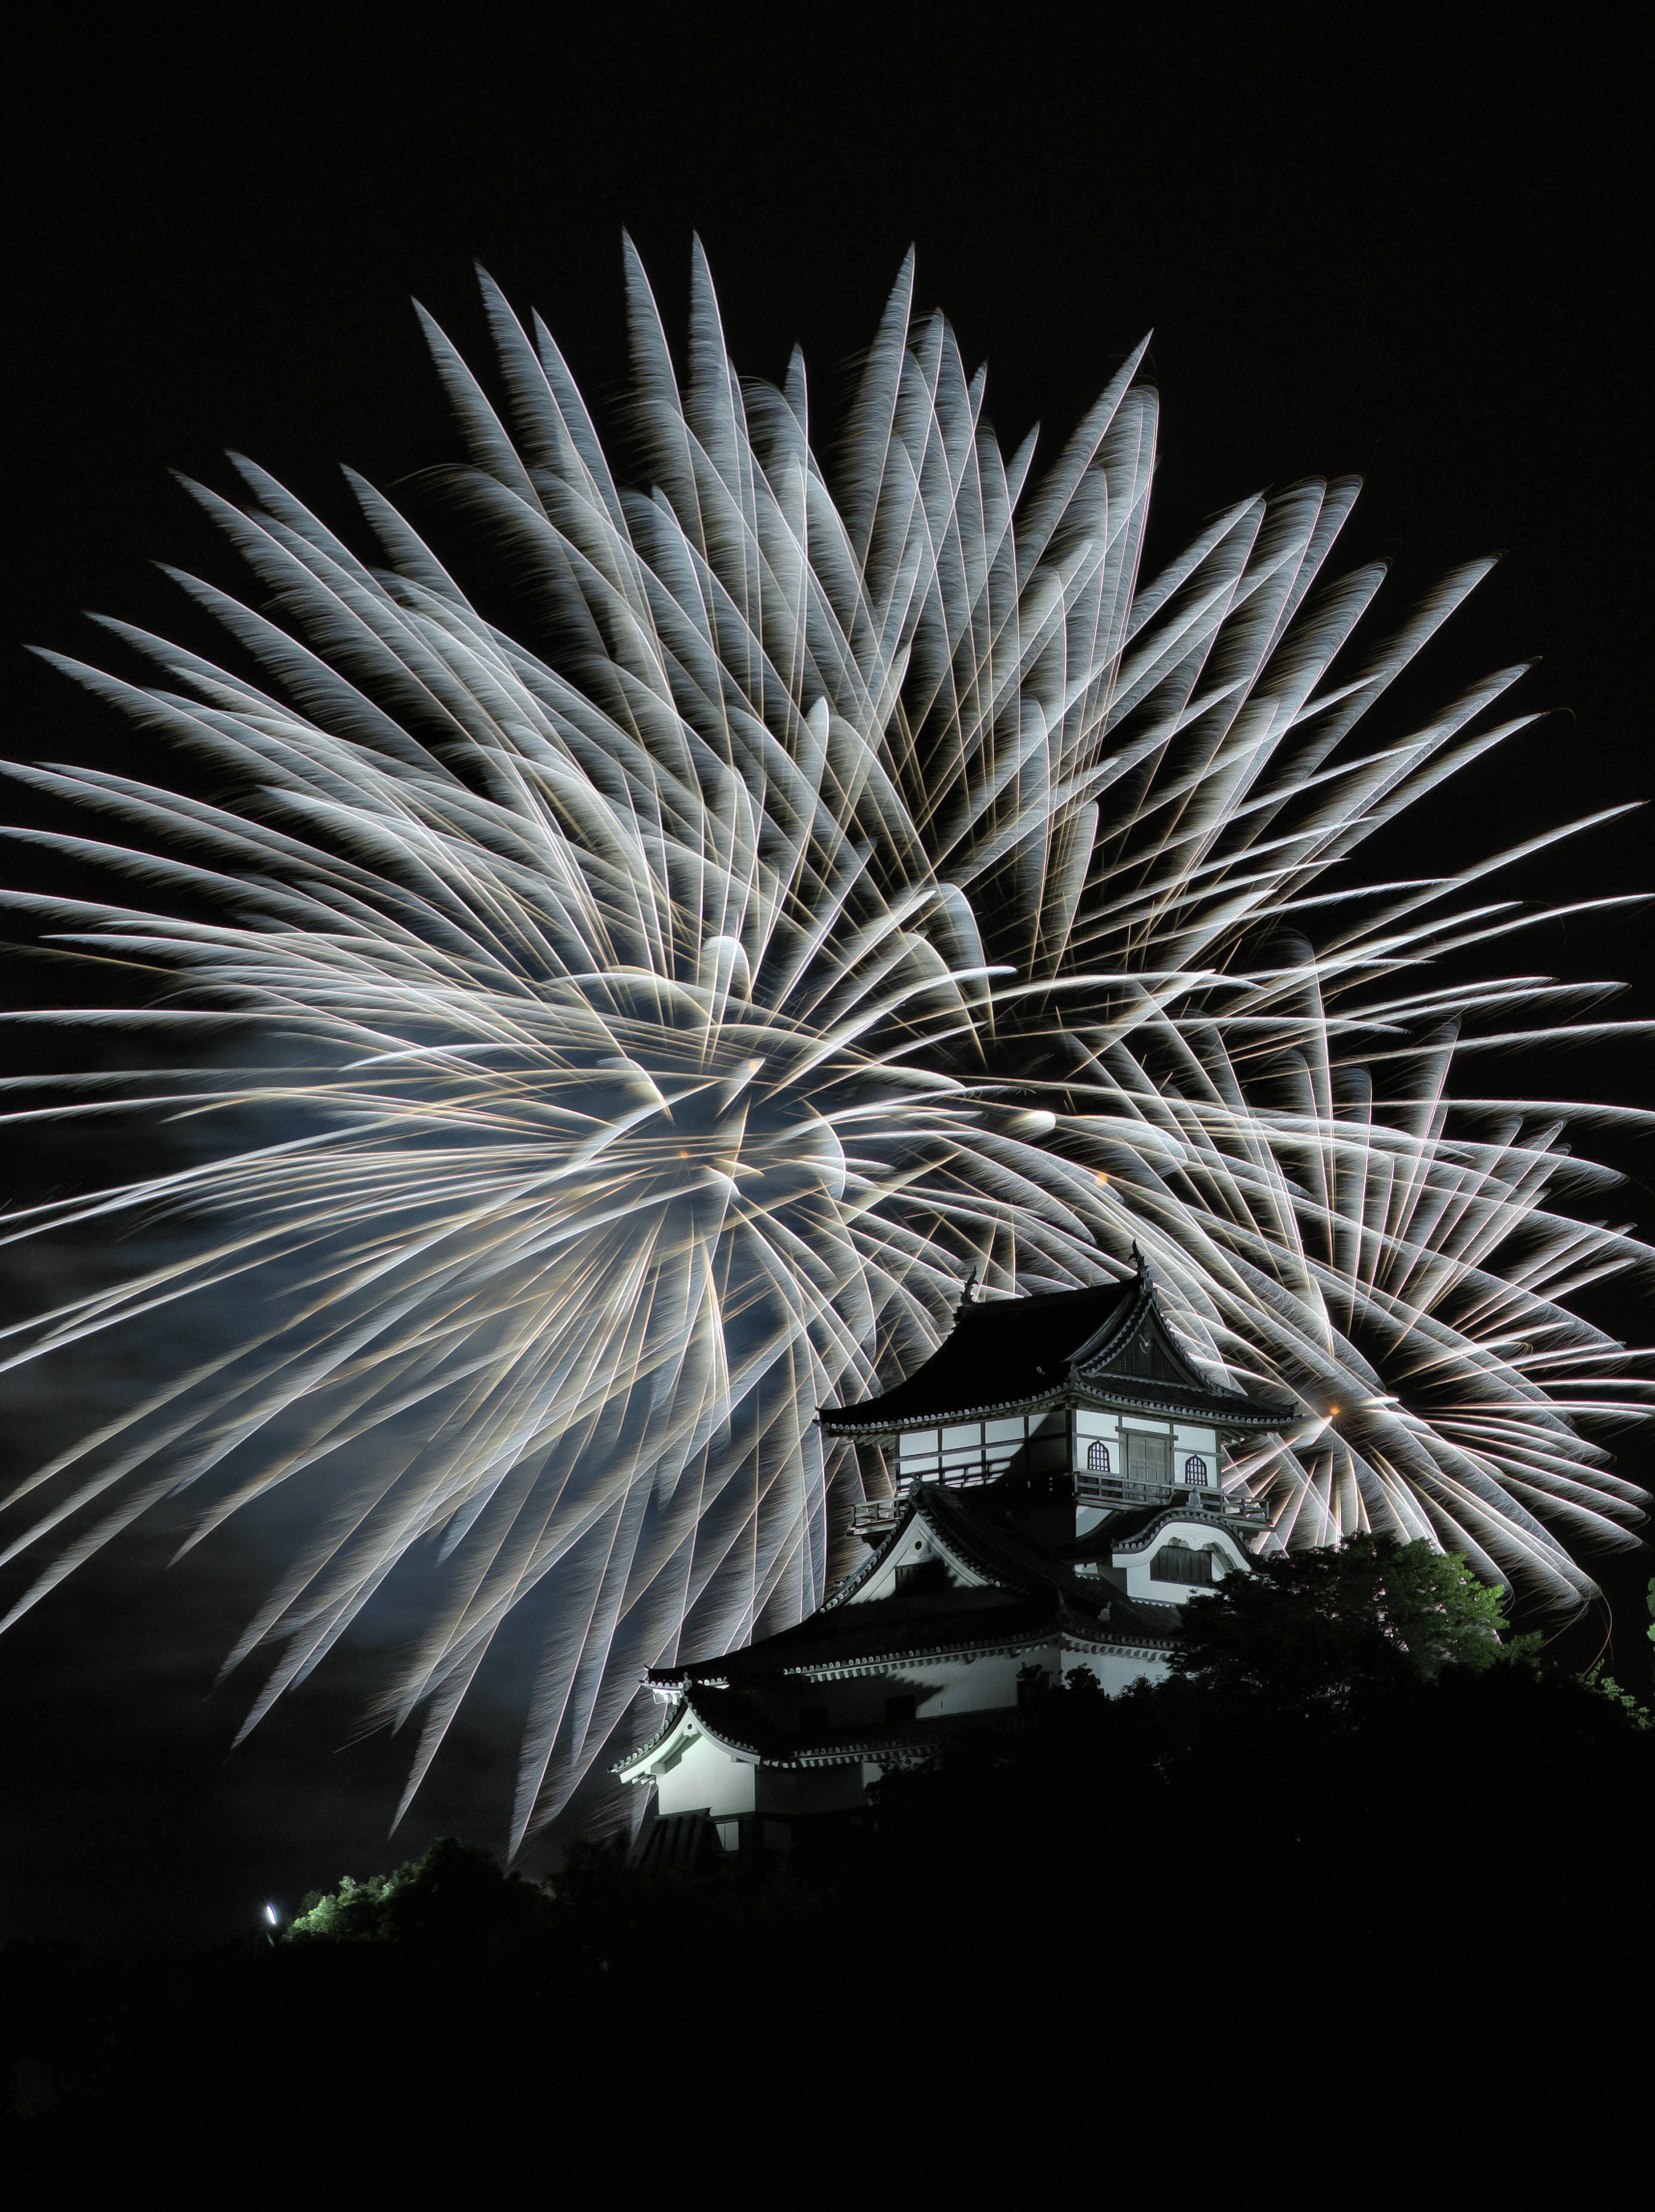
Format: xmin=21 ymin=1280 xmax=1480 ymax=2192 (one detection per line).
xmin=819 ymin=1273 xmax=1296 ymax=1431
xmin=820 ymin=1281 xmax=1133 ymax=1429
xmin=1078 ymin=1375 xmax=1288 ymax=1426
xmin=683 ymin=1684 xmax=793 ymax=1759
xmin=650 ymin=1587 xmax=1053 ymax=1686
xmin=688 ymin=1687 xmax=1034 ymax=1769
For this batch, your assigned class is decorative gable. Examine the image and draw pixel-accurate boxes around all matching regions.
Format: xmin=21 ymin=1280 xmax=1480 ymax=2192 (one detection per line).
xmin=837 ymin=1496 xmax=994 ymax=1605
xmin=1109 ymin=1509 xmax=1253 ymax=1604
xmin=1075 ymin=1297 xmax=1216 ymax=1395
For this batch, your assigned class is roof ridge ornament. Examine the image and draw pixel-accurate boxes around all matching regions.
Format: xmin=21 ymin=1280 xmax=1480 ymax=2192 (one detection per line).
xmin=956 ymin=1266 xmax=980 ymax=1319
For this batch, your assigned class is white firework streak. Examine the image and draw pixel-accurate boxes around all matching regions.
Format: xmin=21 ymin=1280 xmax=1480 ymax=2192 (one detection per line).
xmin=0 ymin=243 xmax=1648 ymax=1846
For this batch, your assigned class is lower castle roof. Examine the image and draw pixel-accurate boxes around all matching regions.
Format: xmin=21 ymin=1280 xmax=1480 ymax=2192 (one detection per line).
xmin=645 ymin=1480 xmax=1194 ymax=1697
xmin=648 ymin=1588 xmax=1062 ymax=1687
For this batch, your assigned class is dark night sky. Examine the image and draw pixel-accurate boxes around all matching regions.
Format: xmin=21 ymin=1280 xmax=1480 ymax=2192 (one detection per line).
xmin=2 ymin=9 xmax=1648 ymax=1948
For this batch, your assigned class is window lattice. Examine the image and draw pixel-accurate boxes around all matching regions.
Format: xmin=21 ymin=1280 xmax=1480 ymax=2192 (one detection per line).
xmin=1151 ymin=1545 xmax=1214 ymax=1586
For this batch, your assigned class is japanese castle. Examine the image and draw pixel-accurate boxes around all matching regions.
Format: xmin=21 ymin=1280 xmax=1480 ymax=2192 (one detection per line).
xmin=618 ymin=1259 xmax=1294 ymax=1867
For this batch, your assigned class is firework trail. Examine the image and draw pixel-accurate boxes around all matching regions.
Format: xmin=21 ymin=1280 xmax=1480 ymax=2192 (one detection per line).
xmin=1 ymin=243 xmax=1648 ymax=1844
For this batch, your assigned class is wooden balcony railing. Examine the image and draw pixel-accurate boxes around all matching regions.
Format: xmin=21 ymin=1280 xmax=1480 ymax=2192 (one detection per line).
xmin=850 ymin=1470 xmax=1269 ymax=1536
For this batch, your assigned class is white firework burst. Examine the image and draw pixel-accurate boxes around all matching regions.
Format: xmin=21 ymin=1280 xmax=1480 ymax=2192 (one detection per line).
xmin=1059 ymin=983 xmax=1651 ymax=1608
xmin=0 ymin=242 xmax=1647 ymax=1845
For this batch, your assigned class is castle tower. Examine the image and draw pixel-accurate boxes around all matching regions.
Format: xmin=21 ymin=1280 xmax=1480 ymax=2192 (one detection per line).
xmin=617 ymin=1262 xmax=1293 ymax=1868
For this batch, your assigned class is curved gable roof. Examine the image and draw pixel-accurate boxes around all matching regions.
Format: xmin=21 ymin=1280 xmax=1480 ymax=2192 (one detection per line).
xmin=819 ymin=1270 xmax=1295 ymax=1432
xmin=819 ymin=1279 xmax=1132 ymax=1431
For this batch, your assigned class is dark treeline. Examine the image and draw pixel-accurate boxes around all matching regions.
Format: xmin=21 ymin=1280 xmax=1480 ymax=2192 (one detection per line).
xmin=5 ymin=1546 xmax=1650 ymax=2187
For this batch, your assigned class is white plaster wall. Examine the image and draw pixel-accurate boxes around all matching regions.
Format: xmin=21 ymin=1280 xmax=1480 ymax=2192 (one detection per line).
xmin=908 ymin=1653 xmax=1024 ymax=1716
xmin=1078 ymin=1649 xmax=1171 ymax=1695
xmin=1172 ymin=1425 xmax=1218 ymax=1485
xmin=899 ymin=1416 xmax=1032 ymax=1484
xmin=655 ymin=1729 xmax=756 ymax=1818
xmin=1012 ymin=1642 xmax=1170 ymax=1697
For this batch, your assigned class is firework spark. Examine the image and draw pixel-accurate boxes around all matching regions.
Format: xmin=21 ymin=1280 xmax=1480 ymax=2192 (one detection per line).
xmin=1 ymin=243 xmax=1648 ymax=1844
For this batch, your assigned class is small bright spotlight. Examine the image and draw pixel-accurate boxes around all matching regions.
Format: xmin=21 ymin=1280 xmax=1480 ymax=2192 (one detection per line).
xmin=264 ymin=1903 xmax=280 ymax=1927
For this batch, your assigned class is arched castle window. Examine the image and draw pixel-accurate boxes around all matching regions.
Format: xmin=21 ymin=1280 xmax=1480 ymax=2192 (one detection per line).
xmin=1087 ymin=1440 xmax=1111 ymax=1474
xmin=1183 ymin=1455 xmax=1209 ymax=1487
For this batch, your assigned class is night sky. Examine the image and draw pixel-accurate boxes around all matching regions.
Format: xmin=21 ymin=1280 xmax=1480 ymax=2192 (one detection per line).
xmin=3 ymin=12 xmax=1647 ymax=1950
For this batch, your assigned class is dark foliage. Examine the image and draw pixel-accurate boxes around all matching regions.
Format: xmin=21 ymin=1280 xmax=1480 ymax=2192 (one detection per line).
xmin=6 ymin=1553 xmax=1649 ymax=2190
xmin=1169 ymin=1531 xmax=1543 ymax=1688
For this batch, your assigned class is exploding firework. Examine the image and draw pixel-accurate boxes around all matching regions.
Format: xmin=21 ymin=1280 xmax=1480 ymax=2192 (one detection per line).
xmin=1 ymin=243 xmax=1648 ymax=1844
xmin=1070 ymin=993 xmax=1650 ymax=1606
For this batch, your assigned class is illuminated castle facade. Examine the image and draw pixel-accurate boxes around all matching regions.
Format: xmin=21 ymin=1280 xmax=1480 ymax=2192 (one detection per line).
xmin=618 ymin=1261 xmax=1292 ymax=1867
